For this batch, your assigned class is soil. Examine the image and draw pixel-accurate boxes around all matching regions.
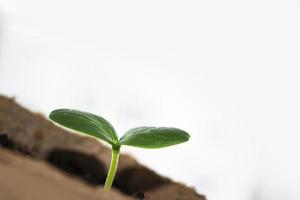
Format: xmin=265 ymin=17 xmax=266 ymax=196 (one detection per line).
xmin=0 ymin=95 xmax=206 ymax=200
xmin=0 ymin=149 xmax=131 ymax=200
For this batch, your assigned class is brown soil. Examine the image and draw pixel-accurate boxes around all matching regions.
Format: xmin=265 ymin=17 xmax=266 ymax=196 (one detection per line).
xmin=0 ymin=95 xmax=206 ymax=200
xmin=0 ymin=149 xmax=131 ymax=200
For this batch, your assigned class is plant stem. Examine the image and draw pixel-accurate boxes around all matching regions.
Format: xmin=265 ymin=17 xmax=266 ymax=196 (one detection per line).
xmin=104 ymin=145 xmax=120 ymax=191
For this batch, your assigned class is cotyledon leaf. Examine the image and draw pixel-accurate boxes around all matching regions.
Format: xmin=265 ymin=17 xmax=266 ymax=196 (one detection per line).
xmin=49 ymin=109 xmax=118 ymax=145
xmin=119 ymin=127 xmax=190 ymax=148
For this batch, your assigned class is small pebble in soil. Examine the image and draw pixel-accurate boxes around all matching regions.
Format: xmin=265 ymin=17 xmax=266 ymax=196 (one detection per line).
xmin=133 ymin=192 xmax=145 ymax=200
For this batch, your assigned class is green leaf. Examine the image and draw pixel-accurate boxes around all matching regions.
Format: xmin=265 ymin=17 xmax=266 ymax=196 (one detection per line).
xmin=119 ymin=127 xmax=190 ymax=148
xmin=49 ymin=109 xmax=118 ymax=145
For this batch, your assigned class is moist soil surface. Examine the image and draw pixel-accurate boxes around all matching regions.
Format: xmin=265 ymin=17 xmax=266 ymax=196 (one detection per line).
xmin=0 ymin=95 xmax=206 ymax=200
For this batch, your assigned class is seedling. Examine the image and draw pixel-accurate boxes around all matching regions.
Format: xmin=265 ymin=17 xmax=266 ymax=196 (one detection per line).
xmin=49 ymin=109 xmax=190 ymax=191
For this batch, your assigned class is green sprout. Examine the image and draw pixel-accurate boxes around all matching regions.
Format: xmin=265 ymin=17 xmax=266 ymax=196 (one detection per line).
xmin=49 ymin=109 xmax=190 ymax=191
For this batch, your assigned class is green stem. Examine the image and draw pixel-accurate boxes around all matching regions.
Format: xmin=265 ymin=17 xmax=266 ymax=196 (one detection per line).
xmin=104 ymin=145 xmax=120 ymax=191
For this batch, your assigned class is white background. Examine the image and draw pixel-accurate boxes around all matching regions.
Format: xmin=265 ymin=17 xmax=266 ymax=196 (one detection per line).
xmin=0 ymin=1 xmax=299 ymax=200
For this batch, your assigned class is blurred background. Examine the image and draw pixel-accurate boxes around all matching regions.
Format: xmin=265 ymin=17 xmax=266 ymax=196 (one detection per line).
xmin=0 ymin=0 xmax=299 ymax=200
